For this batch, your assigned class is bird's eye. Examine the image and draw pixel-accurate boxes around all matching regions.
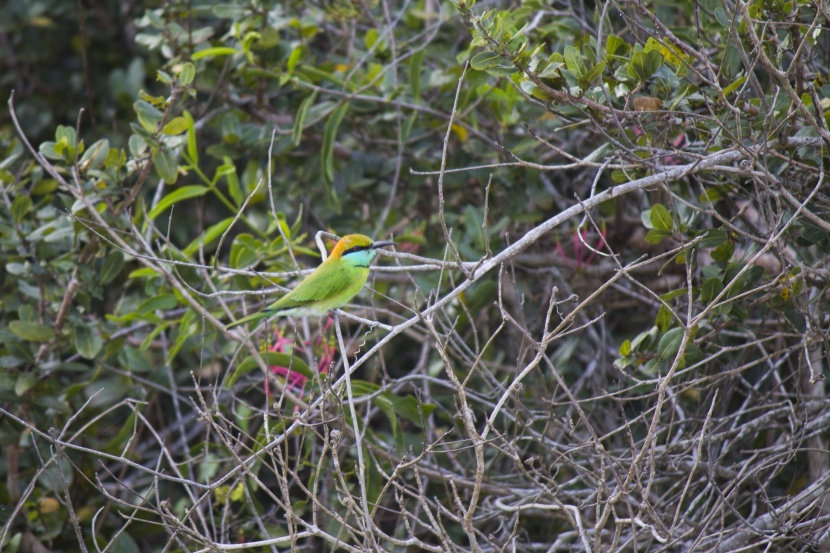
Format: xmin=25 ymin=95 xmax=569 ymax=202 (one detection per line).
xmin=343 ymin=245 xmax=370 ymax=255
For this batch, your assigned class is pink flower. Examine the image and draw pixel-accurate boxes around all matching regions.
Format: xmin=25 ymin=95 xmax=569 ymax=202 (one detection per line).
xmin=265 ymin=317 xmax=335 ymax=401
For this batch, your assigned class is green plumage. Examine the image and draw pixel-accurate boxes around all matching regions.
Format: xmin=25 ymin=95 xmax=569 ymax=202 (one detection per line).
xmin=264 ymin=259 xmax=369 ymax=317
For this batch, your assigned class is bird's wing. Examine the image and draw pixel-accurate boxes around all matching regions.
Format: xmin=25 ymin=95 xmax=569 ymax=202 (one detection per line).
xmin=268 ymin=262 xmax=359 ymax=312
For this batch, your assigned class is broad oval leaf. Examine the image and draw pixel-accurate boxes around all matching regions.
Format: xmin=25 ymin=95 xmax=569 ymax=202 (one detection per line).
xmin=179 ymin=62 xmax=196 ymax=85
xmin=470 ymin=51 xmax=502 ymax=71
xmin=650 ymin=203 xmax=673 ymax=232
xmin=152 ymin=146 xmax=179 ymax=184
xmin=658 ymin=327 xmax=685 ymax=360
xmin=134 ymin=100 xmax=163 ymax=132
xmin=11 ymin=195 xmax=31 ymax=224
xmin=9 ymin=321 xmax=55 ymax=342
xmin=699 ymin=229 xmax=728 ymax=248
xmin=15 ymin=373 xmax=39 ymax=396
xmin=655 ymin=304 xmax=673 ymax=332
xmin=162 ymin=117 xmax=189 ymax=136
xmin=74 ymin=324 xmax=103 ymax=360
xmin=699 ymin=277 xmax=724 ymax=303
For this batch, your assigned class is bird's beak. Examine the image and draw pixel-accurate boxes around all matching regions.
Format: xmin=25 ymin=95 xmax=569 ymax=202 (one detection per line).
xmin=371 ymin=240 xmax=396 ymax=249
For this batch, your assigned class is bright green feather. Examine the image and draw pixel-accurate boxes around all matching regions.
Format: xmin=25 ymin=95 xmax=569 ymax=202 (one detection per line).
xmin=265 ymin=261 xmax=369 ymax=316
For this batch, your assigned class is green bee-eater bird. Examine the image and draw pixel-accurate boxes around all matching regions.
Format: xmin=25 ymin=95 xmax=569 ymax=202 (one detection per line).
xmin=227 ymin=234 xmax=395 ymax=328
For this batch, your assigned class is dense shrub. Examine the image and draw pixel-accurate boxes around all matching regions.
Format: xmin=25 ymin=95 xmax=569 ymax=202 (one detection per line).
xmin=1 ymin=0 xmax=829 ymax=550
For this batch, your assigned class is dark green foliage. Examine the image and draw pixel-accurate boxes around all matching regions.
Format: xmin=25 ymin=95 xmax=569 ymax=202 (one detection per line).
xmin=1 ymin=0 xmax=829 ymax=551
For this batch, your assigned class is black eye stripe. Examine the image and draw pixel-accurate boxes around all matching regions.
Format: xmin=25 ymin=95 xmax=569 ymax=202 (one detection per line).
xmin=343 ymin=245 xmax=371 ymax=255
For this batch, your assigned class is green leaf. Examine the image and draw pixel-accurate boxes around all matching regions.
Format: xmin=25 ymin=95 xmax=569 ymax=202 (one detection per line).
xmin=99 ymin=251 xmax=125 ymax=284
xmin=79 ymin=139 xmax=110 ymax=170
xmin=11 ymin=195 xmax=31 ymax=224
xmin=110 ymin=532 xmax=140 ymax=553
xmin=101 ymin=412 xmax=137 ymax=454
xmin=212 ymin=4 xmax=249 ymax=18
xmin=392 ymin=394 xmax=435 ymax=425
xmin=537 ymin=59 xmax=564 ymax=79
xmin=627 ymin=49 xmax=663 ymax=82
xmin=322 ymin=101 xmax=349 ymax=195
xmin=783 ymin=308 xmax=806 ymax=332
xmin=698 ymin=229 xmax=728 ymax=248
xmin=800 ymin=221 xmax=829 ymax=244
xmin=614 ymin=356 xmax=635 ymax=370
xmin=714 ymin=7 xmax=731 ymax=28
xmin=711 ymin=241 xmax=735 ymax=263
xmin=631 ymin=327 xmax=659 ymax=352
xmin=9 ymin=321 xmax=55 ymax=342
xmin=658 ymin=327 xmax=684 ymax=360
xmin=410 ymin=49 xmax=425 ymax=102
xmin=152 ymin=146 xmax=179 ymax=184
xmin=683 ymin=344 xmax=702 ymax=366
xmin=350 ymin=380 xmax=381 ymax=397
xmin=373 ymin=394 xmax=401 ymax=449
xmin=645 ymin=229 xmax=671 ymax=244
xmin=715 ymin=300 xmax=734 ymax=315
xmin=660 ymin=288 xmax=689 ymax=302
xmin=364 ymin=28 xmax=381 ymax=50
xmin=606 ymin=34 xmax=628 ymax=58
xmin=168 ymin=309 xmax=198 ymax=362
xmin=129 ymin=134 xmax=148 ymax=157
xmin=723 ymin=75 xmax=747 ymax=96
xmin=162 ymin=117 xmax=189 ymax=136
xmin=611 ymin=169 xmax=628 ymax=183
xmin=39 ymin=141 xmax=63 ymax=161
xmin=184 ymin=217 xmax=235 ymax=256
xmin=220 ymin=157 xmax=242 ymax=207
xmin=729 ymin=302 xmax=748 ymax=321
xmin=470 ymin=51 xmax=503 ymax=71
xmin=619 ymin=339 xmax=631 ymax=356
xmin=179 ymin=61 xmax=196 ymax=86
xmin=157 ymin=70 xmax=173 ymax=85
xmin=225 ymin=353 xmax=313 ymax=389
xmin=55 ymin=125 xmax=77 ymax=148
xmin=15 ymin=373 xmax=38 ymax=396
xmin=136 ymin=294 xmax=179 ymax=316
xmin=650 ymin=203 xmax=673 ymax=232
xmin=229 ymin=233 xmax=259 ymax=269
xmin=580 ymin=60 xmax=606 ymax=87
xmin=147 ymin=185 xmax=209 ymax=220
xmin=74 ymin=325 xmax=103 ymax=359
xmin=192 ymin=47 xmax=239 ymax=60
xmin=655 ymin=304 xmax=673 ymax=332
xmin=287 ymin=45 xmax=306 ymax=74
xmin=292 ymin=91 xmax=317 ymax=146
xmin=699 ymin=185 xmax=729 ymax=202
xmin=564 ymin=45 xmax=585 ymax=77
xmin=183 ymin=111 xmax=198 ymax=164
xmin=699 ymin=277 xmax=724 ymax=303
xmin=483 ymin=64 xmax=518 ymax=77
xmin=134 ymin=100 xmax=163 ymax=132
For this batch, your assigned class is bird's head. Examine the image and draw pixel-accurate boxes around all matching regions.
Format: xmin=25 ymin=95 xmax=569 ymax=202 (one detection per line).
xmin=331 ymin=234 xmax=396 ymax=267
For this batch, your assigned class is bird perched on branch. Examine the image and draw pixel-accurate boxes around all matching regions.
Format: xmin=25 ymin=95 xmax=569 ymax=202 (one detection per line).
xmin=227 ymin=234 xmax=395 ymax=328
